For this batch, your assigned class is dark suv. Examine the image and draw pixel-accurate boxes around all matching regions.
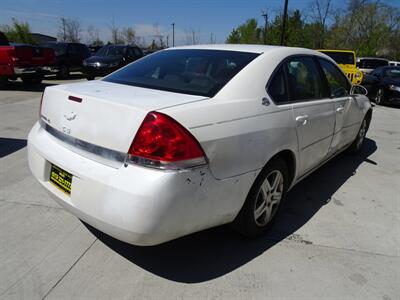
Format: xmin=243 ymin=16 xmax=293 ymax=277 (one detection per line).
xmin=82 ymin=45 xmax=143 ymax=80
xmin=42 ymin=42 xmax=91 ymax=79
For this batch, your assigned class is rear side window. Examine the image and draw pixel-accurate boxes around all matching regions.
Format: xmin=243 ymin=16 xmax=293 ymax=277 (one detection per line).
xmin=286 ymin=57 xmax=323 ymax=101
xmin=104 ymin=49 xmax=259 ymax=97
xmin=318 ymin=58 xmax=350 ymax=98
xmin=268 ymin=66 xmax=288 ymax=103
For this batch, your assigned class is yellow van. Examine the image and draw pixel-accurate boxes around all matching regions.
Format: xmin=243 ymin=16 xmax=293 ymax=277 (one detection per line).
xmin=318 ymin=50 xmax=363 ymax=84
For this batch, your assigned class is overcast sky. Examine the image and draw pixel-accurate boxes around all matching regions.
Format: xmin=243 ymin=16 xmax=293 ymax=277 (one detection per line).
xmin=0 ymin=0 xmax=399 ymax=45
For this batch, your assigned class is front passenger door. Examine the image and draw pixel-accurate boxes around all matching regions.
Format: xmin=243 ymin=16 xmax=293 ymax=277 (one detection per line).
xmin=286 ymin=57 xmax=336 ymax=176
xmin=318 ymin=58 xmax=354 ymax=152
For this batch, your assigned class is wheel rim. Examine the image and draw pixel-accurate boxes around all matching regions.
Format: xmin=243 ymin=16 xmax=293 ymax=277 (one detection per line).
xmin=375 ymin=89 xmax=382 ymax=103
xmin=254 ymin=170 xmax=284 ymax=227
xmin=356 ymin=119 xmax=367 ymax=149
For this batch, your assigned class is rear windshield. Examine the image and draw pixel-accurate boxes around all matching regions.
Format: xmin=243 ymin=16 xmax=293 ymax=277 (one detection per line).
xmin=320 ymin=51 xmax=354 ymax=65
xmin=103 ymin=49 xmax=259 ymax=97
xmin=357 ymin=59 xmax=388 ymax=69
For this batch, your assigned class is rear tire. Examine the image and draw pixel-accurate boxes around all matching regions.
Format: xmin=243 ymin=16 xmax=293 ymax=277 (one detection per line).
xmin=232 ymin=158 xmax=288 ymax=238
xmin=347 ymin=117 xmax=369 ymax=154
xmin=57 ymin=65 xmax=69 ymax=79
xmin=86 ymin=75 xmax=95 ymax=80
xmin=21 ymin=75 xmax=43 ymax=85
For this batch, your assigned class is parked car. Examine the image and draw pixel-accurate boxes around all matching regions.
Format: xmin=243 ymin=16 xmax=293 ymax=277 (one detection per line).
xmin=389 ymin=61 xmax=400 ymax=67
xmin=318 ymin=49 xmax=363 ymax=84
xmin=42 ymin=42 xmax=91 ymax=79
xmin=28 ymin=45 xmax=372 ymax=246
xmin=362 ymin=66 xmax=400 ymax=105
xmin=0 ymin=31 xmax=55 ymax=88
xmin=82 ymin=45 xmax=143 ymax=80
xmin=356 ymin=57 xmax=389 ymax=74
xmin=88 ymin=45 xmax=102 ymax=55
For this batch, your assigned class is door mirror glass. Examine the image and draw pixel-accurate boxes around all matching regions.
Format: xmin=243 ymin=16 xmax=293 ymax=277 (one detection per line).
xmin=350 ymin=84 xmax=368 ymax=96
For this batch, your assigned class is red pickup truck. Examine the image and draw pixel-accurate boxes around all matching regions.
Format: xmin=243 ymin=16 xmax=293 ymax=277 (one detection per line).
xmin=0 ymin=31 xmax=56 ymax=88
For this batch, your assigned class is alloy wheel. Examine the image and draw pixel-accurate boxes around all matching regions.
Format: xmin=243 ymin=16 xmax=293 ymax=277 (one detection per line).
xmin=254 ymin=170 xmax=284 ymax=227
xmin=375 ymin=89 xmax=383 ymax=104
xmin=356 ymin=119 xmax=367 ymax=149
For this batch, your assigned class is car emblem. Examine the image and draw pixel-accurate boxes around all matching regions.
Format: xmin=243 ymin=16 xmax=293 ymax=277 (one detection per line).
xmin=64 ymin=112 xmax=77 ymax=121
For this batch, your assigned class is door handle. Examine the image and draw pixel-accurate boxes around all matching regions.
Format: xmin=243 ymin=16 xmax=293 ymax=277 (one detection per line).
xmin=336 ymin=106 xmax=344 ymax=113
xmin=295 ymin=115 xmax=309 ymax=125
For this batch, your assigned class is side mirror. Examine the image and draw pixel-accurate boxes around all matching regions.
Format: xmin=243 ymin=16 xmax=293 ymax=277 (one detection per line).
xmin=350 ymin=84 xmax=368 ymax=96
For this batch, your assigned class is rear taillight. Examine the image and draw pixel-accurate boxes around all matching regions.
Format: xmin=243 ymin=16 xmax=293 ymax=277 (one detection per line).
xmin=127 ymin=112 xmax=206 ymax=169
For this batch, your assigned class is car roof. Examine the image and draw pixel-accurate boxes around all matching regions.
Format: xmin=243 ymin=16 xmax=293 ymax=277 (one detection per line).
xmin=165 ymin=44 xmax=323 ymax=56
xmin=357 ymin=57 xmax=389 ymax=61
xmin=317 ymin=49 xmax=355 ymax=54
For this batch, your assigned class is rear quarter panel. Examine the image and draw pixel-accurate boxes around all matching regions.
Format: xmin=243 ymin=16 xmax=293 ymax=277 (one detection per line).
xmin=160 ymin=49 xmax=302 ymax=180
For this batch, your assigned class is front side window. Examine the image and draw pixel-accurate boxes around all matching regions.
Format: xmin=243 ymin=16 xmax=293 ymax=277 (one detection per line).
xmin=286 ymin=57 xmax=323 ymax=101
xmin=104 ymin=49 xmax=259 ymax=97
xmin=318 ymin=58 xmax=350 ymax=98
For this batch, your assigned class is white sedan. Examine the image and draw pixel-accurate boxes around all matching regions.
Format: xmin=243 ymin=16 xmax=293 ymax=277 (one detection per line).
xmin=28 ymin=45 xmax=372 ymax=245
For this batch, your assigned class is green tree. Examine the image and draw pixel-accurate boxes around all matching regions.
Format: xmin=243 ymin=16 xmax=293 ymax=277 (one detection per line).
xmin=1 ymin=18 xmax=34 ymax=44
xmin=226 ymin=18 xmax=262 ymax=44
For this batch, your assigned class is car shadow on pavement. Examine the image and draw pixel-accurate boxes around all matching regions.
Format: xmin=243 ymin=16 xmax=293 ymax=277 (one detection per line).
xmin=2 ymin=81 xmax=56 ymax=92
xmin=84 ymin=138 xmax=377 ymax=283
xmin=0 ymin=137 xmax=27 ymax=158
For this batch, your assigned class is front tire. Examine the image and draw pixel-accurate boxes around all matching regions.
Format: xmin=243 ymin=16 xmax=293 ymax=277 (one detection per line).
xmin=375 ymin=88 xmax=385 ymax=105
xmin=232 ymin=158 xmax=288 ymax=237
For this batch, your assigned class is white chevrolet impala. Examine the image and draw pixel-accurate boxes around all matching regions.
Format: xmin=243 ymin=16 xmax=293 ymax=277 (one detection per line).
xmin=28 ymin=45 xmax=372 ymax=245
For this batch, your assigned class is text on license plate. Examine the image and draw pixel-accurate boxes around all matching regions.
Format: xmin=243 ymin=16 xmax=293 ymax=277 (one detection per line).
xmin=50 ymin=164 xmax=72 ymax=195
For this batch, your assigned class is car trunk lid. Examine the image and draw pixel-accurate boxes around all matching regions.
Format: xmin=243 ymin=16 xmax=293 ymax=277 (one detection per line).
xmin=40 ymin=80 xmax=208 ymax=153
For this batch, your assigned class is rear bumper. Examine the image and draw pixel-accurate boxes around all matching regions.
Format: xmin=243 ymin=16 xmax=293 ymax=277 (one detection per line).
xmin=27 ymin=122 xmax=254 ymax=245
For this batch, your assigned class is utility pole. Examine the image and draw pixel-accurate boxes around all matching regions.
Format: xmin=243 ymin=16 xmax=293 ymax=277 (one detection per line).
xmin=172 ymin=22 xmax=175 ymax=47
xmin=280 ymin=0 xmax=289 ymax=46
xmin=261 ymin=11 xmax=268 ymax=45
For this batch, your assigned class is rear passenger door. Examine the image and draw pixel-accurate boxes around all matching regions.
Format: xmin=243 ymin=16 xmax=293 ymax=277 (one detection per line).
xmin=286 ymin=56 xmax=336 ymax=175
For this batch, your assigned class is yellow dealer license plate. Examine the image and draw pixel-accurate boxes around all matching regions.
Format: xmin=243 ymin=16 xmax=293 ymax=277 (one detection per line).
xmin=50 ymin=164 xmax=72 ymax=195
